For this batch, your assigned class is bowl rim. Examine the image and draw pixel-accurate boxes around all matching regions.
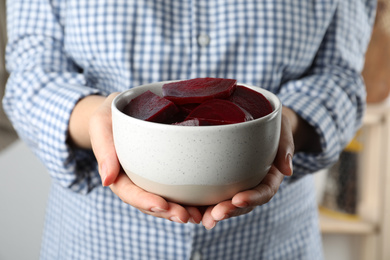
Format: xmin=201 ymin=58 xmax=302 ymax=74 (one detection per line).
xmin=112 ymin=80 xmax=282 ymax=130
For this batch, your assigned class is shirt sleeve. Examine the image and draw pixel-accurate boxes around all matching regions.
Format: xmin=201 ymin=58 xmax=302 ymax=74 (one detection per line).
xmin=3 ymin=0 xmax=101 ymax=194
xmin=278 ymin=0 xmax=376 ymax=177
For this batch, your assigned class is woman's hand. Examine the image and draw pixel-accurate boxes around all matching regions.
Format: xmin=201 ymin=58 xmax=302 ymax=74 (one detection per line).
xmin=201 ymin=108 xmax=294 ymax=229
xmin=69 ymin=93 xmax=203 ymax=224
xmin=200 ymin=106 xmax=321 ymax=229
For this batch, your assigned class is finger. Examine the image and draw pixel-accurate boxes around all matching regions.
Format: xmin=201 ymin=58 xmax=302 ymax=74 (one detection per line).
xmin=110 ymin=173 xmax=191 ymax=223
xmin=211 ymin=200 xmax=254 ymax=219
xmin=110 ymin=172 xmax=170 ymax=212
xmin=140 ymin=202 xmax=192 ymax=224
xmin=164 ymin=202 xmax=191 ymax=223
xmin=232 ymin=165 xmax=284 ymax=208
xmin=210 ymin=201 xmax=236 ymax=221
xmin=273 ymin=110 xmax=295 ymax=176
xmin=185 ymin=206 xmax=203 ymax=224
xmin=202 ymin=206 xmax=217 ymax=230
xmin=90 ymin=92 xmax=120 ymax=186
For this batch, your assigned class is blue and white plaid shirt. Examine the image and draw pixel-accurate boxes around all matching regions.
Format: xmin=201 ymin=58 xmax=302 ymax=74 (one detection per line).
xmin=4 ymin=1 xmax=375 ymax=259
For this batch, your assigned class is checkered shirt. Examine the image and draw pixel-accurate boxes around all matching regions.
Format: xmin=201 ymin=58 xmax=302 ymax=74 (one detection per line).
xmin=3 ymin=0 xmax=376 ymax=259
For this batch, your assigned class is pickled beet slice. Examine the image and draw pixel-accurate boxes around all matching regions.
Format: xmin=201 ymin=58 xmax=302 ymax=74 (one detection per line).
xmin=122 ymin=90 xmax=179 ymax=123
xmin=229 ymin=85 xmax=273 ymax=119
xmin=179 ymin=103 xmax=199 ymax=116
xmin=162 ymin=78 xmax=237 ymax=105
xmin=186 ymin=99 xmax=253 ymax=125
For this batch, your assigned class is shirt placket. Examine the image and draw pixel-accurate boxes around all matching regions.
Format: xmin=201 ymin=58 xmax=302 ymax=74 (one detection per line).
xmin=189 ymin=0 xmax=214 ymax=78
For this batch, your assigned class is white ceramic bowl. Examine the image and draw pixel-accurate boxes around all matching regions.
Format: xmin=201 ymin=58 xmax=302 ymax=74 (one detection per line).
xmin=112 ymin=81 xmax=282 ymax=205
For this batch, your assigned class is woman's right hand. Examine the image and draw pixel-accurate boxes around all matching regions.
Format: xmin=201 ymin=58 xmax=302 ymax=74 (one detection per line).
xmin=69 ymin=93 xmax=203 ymax=224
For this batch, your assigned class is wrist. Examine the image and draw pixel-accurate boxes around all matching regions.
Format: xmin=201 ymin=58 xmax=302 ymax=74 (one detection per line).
xmin=282 ymin=107 xmax=321 ymax=153
xmin=68 ymin=95 xmax=106 ymax=149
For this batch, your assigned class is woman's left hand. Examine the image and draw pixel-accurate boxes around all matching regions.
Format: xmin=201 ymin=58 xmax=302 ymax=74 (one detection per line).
xmin=201 ymin=107 xmax=296 ymax=230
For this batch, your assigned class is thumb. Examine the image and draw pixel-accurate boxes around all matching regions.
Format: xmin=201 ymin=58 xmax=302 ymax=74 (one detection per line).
xmin=89 ymin=92 xmax=121 ymax=186
xmin=273 ymin=110 xmax=294 ymax=176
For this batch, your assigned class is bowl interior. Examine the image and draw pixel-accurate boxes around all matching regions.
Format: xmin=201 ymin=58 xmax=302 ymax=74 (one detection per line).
xmin=113 ymin=81 xmax=281 ymax=125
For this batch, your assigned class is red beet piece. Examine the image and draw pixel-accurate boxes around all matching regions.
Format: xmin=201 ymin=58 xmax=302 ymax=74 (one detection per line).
xmin=161 ymin=109 xmax=187 ymax=124
xmin=179 ymin=103 xmax=199 ymax=116
xmin=229 ymin=85 xmax=273 ymax=119
xmin=123 ymin=90 xmax=179 ymax=123
xmin=186 ymin=99 xmax=253 ymax=125
xmin=162 ymin=78 xmax=237 ymax=105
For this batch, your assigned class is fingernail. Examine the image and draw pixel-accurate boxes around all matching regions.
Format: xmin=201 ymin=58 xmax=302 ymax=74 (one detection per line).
xmin=189 ymin=217 xmax=198 ymax=224
xmin=205 ymin=221 xmax=216 ymax=230
xmin=234 ymin=201 xmax=249 ymax=208
xmin=287 ymin=153 xmax=293 ymax=176
xmin=151 ymin=207 xmax=167 ymax=213
xmin=150 ymin=207 xmax=167 ymax=213
xmin=100 ymin=163 xmax=107 ymax=186
xmin=214 ymin=214 xmax=228 ymax=221
xmin=170 ymin=216 xmax=185 ymax=224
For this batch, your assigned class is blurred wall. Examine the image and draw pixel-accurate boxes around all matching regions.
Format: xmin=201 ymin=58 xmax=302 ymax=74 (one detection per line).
xmin=0 ymin=2 xmax=49 ymax=260
xmin=0 ymin=0 xmax=18 ymax=151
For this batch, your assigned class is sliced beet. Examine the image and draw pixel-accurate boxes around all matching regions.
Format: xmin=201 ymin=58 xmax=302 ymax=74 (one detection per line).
xmin=161 ymin=109 xmax=187 ymax=124
xmin=179 ymin=103 xmax=200 ymax=116
xmin=229 ymin=85 xmax=273 ymax=119
xmin=162 ymin=78 xmax=237 ymax=105
xmin=186 ymin=99 xmax=253 ymax=125
xmin=122 ymin=90 xmax=179 ymax=123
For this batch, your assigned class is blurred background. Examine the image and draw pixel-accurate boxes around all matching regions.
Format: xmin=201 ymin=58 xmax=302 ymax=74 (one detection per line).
xmin=1 ymin=0 xmax=389 ymax=259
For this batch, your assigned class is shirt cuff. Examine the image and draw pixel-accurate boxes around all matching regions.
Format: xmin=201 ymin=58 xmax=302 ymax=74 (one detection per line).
xmin=33 ymin=79 xmax=102 ymax=194
xmin=278 ymin=92 xmax=342 ymax=177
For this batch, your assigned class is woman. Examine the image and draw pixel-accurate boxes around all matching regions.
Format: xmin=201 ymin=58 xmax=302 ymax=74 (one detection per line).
xmin=3 ymin=1 xmax=375 ymax=259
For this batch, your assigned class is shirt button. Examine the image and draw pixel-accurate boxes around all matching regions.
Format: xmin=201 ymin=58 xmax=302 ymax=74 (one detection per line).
xmin=191 ymin=251 xmax=202 ymax=260
xmin=197 ymin=33 xmax=210 ymax=47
